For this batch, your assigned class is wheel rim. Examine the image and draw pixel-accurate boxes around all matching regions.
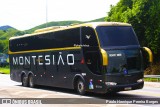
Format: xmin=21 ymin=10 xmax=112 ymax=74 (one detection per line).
xmin=78 ymin=81 xmax=84 ymax=93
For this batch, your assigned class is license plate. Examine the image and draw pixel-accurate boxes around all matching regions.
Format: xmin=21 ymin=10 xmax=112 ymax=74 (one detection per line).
xmin=124 ymin=87 xmax=132 ymax=90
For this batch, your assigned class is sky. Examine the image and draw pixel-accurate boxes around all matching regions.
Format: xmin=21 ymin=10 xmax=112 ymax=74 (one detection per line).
xmin=0 ymin=0 xmax=119 ymax=30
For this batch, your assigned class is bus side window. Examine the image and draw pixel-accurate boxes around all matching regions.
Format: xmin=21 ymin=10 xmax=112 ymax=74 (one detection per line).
xmin=81 ymin=27 xmax=101 ymax=74
xmin=53 ymin=28 xmax=80 ymax=48
xmin=34 ymin=28 xmax=80 ymax=49
xmin=81 ymin=27 xmax=98 ymax=47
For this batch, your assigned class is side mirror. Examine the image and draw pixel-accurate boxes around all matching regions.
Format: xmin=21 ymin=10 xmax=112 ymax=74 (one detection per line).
xmin=141 ymin=47 xmax=153 ymax=70
xmin=142 ymin=47 xmax=153 ymax=63
xmin=100 ymin=48 xmax=108 ymax=66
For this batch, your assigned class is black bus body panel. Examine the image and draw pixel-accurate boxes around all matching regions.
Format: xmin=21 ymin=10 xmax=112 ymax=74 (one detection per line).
xmin=10 ymin=49 xmax=84 ymax=89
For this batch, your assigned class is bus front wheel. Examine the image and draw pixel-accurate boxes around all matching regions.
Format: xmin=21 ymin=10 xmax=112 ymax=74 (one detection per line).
xmin=28 ymin=75 xmax=35 ymax=88
xmin=77 ymin=79 xmax=85 ymax=95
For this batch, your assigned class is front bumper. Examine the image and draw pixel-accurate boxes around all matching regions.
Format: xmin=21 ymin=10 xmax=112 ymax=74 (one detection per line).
xmin=105 ymin=81 xmax=144 ymax=93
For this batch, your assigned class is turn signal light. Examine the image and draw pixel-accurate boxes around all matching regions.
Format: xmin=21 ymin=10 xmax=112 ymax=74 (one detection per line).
xmin=80 ymin=57 xmax=85 ymax=64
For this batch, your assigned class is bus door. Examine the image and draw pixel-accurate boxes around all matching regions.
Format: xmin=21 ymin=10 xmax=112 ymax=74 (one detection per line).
xmin=81 ymin=27 xmax=103 ymax=91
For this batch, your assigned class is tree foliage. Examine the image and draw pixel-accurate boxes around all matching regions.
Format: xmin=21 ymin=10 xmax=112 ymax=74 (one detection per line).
xmin=106 ymin=0 xmax=160 ymax=62
xmin=0 ymin=28 xmax=21 ymax=54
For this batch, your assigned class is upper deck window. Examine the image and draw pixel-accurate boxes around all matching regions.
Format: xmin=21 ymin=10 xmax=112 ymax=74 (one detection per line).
xmin=9 ymin=28 xmax=80 ymax=52
xmin=81 ymin=27 xmax=98 ymax=47
xmin=96 ymin=26 xmax=139 ymax=47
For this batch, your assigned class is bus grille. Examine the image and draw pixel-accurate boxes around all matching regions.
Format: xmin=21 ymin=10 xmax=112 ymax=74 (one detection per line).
xmin=127 ymin=57 xmax=140 ymax=70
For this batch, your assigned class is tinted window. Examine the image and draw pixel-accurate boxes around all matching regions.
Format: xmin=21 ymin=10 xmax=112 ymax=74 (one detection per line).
xmin=10 ymin=36 xmax=35 ymax=52
xmin=81 ymin=27 xmax=98 ymax=47
xmin=10 ymin=28 xmax=80 ymax=52
xmin=96 ymin=26 xmax=139 ymax=47
xmin=52 ymin=28 xmax=80 ymax=48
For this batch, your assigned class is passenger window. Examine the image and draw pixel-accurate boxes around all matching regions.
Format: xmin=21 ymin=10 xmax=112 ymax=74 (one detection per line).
xmin=81 ymin=27 xmax=98 ymax=47
xmin=10 ymin=28 xmax=80 ymax=52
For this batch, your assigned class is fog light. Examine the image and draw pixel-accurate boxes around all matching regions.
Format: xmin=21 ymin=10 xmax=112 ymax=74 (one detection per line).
xmin=105 ymin=82 xmax=117 ymax=86
xmin=137 ymin=79 xmax=143 ymax=83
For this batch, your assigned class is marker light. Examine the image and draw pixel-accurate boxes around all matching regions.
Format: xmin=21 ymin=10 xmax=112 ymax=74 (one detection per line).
xmin=105 ymin=82 xmax=117 ymax=86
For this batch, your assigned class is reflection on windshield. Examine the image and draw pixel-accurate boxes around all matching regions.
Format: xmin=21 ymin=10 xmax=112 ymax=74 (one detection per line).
xmin=96 ymin=26 xmax=139 ymax=47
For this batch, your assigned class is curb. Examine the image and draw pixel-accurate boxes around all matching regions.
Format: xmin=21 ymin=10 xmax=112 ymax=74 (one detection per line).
xmin=144 ymin=82 xmax=160 ymax=88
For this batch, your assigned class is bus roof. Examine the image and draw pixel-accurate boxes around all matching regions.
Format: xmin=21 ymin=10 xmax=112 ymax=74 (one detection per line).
xmin=10 ymin=22 xmax=131 ymax=40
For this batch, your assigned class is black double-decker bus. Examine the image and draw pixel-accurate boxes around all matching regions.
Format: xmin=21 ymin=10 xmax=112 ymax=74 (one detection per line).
xmin=9 ymin=22 xmax=153 ymax=95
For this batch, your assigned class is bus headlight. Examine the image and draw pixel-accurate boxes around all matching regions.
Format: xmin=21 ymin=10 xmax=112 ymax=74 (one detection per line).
xmin=137 ymin=79 xmax=143 ymax=83
xmin=105 ymin=82 xmax=117 ymax=86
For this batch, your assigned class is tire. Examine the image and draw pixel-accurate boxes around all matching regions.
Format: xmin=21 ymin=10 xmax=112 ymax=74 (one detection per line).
xmin=28 ymin=75 xmax=35 ymax=88
xmin=76 ymin=79 xmax=85 ymax=95
xmin=22 ymin=75 xmax=28 ymax=87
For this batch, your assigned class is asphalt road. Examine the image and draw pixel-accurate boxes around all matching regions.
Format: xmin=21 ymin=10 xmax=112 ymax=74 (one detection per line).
xmin=0 ymin=74 xmax=159 ymax=107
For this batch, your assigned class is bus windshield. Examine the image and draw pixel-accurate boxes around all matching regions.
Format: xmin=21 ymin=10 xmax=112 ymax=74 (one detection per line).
xmin=96 ymin=26 xmax=139 ymax=47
